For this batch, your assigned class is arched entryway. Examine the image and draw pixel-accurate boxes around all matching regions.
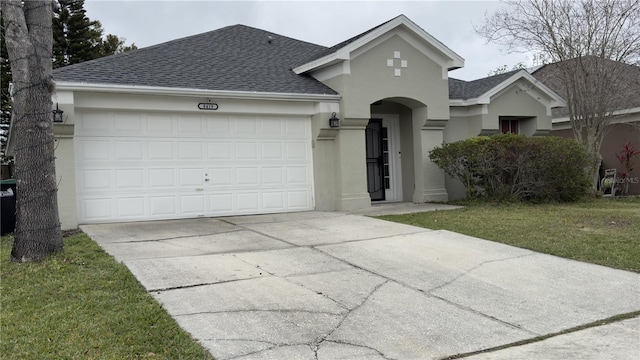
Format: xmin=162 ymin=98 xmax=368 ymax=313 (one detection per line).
xmin=366 ymin=97 xmax=429 ymax=203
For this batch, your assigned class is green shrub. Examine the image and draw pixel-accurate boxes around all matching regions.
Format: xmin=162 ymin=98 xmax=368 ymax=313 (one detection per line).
xmin=429 ymin=134 xmax=591 ymax=202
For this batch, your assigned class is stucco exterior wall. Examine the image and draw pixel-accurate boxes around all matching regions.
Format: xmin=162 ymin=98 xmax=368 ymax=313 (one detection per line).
xmin=53 ymin=90 xmax=78 ymax=230
xmin=312 ymin=31 xmax=452 ymax=206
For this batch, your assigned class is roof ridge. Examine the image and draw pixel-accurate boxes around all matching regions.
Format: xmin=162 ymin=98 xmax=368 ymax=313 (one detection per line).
xmin=296 ymin=14 xmax=405 ymax=66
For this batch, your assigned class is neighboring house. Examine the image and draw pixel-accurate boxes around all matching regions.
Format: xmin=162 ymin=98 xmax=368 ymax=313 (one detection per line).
xmin=531 ymin=58 xmax=640 ymax=195
xmin=7 ymin=15 xmax=565 ymax=229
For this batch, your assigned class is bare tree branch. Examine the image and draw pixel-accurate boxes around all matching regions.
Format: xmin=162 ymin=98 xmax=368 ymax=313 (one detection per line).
xmin=477 ymin=0 xmax=640 ymax=191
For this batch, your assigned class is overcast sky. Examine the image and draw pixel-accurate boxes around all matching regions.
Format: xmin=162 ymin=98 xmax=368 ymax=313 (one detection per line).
xmin=84 ymin=0 xmax=532 ymax=81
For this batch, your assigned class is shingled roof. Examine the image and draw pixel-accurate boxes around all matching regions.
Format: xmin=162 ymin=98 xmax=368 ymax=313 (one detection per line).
xmin=448 ymin=70 xmax=521 ymax=100
xmin=52 ymin=25 xmax=338 ymax=95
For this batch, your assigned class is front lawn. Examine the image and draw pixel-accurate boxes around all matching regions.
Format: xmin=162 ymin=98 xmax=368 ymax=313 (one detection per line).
xmin=379 ymin=197 xmax=640 ymax=272
xmin=0 ymin=233 xmax=213 ymax=359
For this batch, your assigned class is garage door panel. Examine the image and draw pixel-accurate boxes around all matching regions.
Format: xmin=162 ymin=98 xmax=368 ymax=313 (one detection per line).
xmin=179 ymin=168 xmax=205 ymax=186
xmin=286 ymin=118 xmax=307 ymax=136
xmin=116 ymin=169 xmax=145 ymax=189
xmin=180 ymin=195 xmax=205 ymax=214
xmin=207 ymin=142 xmax=232 ymax=160
xmin=205 ymin=116 xmax=231 ymax=135
xmin=79 ymin=139 xmax=111 ymax=161
xmin=236 ymin=168 xmax=259 ymax=186
xmin=209 ymin=168 xmax=233 ymax=186
xmin=262 ymin=142 xmax=284 ymax=160
xmin=237 ymin=192 xmax=260 ymax=211
xmin=81 ymin=169 xmax=111 ymax=190
xmin=261 ymin=118 xmax=283 ymax=135
xmin=263 ymin=191 xmax=285 ymax=209
xmin=114 ymin=113 xmax=143 ymax=134
xmin=147 ymin=114 xmax=173 ymax=134
xmin=117 ymin=197 xmax=146 ymax=217
xmin=82 ymin=197 xmax=112 ymax=220
xmin=262 ymin=167 xmax=284 ymax=185
xmin=148 ymin=141 xmax=174 ymax=160
xmin=115 ymin=140 xmax=144 ymax=160
xmin=149 ymin=168 xmax=176 ymax=187
xmin=75 ymin=111 xmax=313 ymax=223
xmin=236 ymin=142 xmax=258 ymax=160
xmin=209 ymin=193 xmax=233 ymax=213
xmin=178 ymin=142 xmax=204 ymax=160
xmin=235 ymin=117 xmax=258 ymax=135
xmin=178 ymin=116 xmax=203 ymax=134
xmin=150 ymin=196 xmax=177 ymax=216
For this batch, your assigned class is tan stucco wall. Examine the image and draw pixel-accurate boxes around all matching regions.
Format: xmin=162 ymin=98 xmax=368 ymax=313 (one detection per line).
xmin=318 ymin=34 xmax=450 ymax=120
xmin=312 ymin=32 xmax=452 ymax=206
xmin=53 ymin=90 xmax=78 ymax=230
xmin=54 ymin=124 xmax=78 ymax=230
xmin=486 ymin=84 xmax=551 ymax=136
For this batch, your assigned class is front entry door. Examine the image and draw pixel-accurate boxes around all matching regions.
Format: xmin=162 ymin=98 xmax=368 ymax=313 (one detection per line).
xmin=365 ymin=119 xmax=385 ymax=201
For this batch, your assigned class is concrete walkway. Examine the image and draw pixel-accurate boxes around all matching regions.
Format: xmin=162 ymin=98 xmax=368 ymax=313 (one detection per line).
xmin=82 ymin=209 xmax=640 ymax=360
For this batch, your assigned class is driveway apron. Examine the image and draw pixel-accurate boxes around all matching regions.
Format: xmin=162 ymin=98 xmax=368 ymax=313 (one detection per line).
xmin=81 ymin=211 xmax=640 ymax=360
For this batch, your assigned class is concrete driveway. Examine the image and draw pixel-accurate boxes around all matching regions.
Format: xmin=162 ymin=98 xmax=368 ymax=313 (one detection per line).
xmin=81 ymin=210 xmax=640 ymax=360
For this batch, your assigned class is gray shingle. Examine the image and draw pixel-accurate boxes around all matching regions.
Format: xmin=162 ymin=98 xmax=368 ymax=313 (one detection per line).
xmin=449 ymin=70 xmax=521 ymax=100
xmin=53 ymin=25 xmax=338 ymax=95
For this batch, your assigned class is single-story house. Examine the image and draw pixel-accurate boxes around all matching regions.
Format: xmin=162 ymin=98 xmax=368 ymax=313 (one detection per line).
xmin=531 ymin=58 xmax=640 ymax=195
xmin=13 ymin=15 xmax=565 ymax=229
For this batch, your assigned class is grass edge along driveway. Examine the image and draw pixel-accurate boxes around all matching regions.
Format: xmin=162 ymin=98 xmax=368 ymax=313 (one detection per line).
xmin=1 ymin=233 xmax=214 ymax=360
xmin=378 ymin=198 xmax=640 ymax=273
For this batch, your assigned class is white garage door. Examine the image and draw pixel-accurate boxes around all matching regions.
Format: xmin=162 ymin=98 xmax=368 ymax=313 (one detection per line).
xmin=74 ymin=111 xmax=314 ymax=223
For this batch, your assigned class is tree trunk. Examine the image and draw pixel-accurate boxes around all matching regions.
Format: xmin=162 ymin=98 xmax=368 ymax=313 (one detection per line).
xmin=2 ymin=0 xmax=62 ymax=261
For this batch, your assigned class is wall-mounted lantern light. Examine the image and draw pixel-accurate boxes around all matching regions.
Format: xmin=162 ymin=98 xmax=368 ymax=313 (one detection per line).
xmin=329 ymin=112 xmax=340 ymax=128
xmin=52 ymin=103 xmax=64 ymax=123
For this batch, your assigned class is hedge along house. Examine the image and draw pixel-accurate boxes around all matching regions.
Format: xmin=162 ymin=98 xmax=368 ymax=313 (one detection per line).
xmin=25 ymin=15 xmax=564 ymax=229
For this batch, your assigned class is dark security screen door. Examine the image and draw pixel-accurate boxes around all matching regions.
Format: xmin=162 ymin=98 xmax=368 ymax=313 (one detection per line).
xmin=365 ymin=119 xmax=385 ymax=201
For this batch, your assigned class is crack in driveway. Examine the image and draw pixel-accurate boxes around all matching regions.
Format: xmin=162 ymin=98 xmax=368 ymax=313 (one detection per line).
xmin=311 ymin=280 xmax=390 ymax=359
xmin=426 ymin=253 xmax=537 ymax=293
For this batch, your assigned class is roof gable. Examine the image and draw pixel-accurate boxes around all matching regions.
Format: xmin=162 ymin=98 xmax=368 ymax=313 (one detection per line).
xmin=449 ymin=70 xmax=566 ymax=108
xmin=52 ymin=25 xmax=338 ymax=95
xmin=293 ymin=14 xmax=464 ymax=74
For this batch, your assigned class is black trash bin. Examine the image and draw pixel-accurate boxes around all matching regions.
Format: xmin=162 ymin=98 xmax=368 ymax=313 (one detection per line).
xmin=1 ymin=179 xmax=16 ymax=236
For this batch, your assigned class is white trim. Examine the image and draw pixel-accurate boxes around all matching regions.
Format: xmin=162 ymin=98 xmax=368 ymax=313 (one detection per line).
xmin=293 ymin=15 xmax=464 ymax=74
xmin=448 ymin=70 xmax=566 ymax=109
xmin=449 ymin=104 xmax=488 ymax=117
xmin=54 ymin=81 xmax=342 ymax=102
xmin=449 ymin=70 xmax=565 ymax=107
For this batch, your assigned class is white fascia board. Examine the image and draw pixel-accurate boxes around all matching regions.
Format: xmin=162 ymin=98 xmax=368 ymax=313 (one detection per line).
xmin=449 ymin=71 xmax=568 ymax=108
xmin=293 ymin=15 xmax=464 ymax=74
xmin=54 ymin=81 xmax=342 ymax=102
xmin=477 ymin=70 xmax=566 ymax=108
xmin=449 ymin=98 xmax=485 ymax=107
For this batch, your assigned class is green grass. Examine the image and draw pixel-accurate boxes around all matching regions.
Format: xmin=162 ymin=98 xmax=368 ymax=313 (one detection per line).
xmin=1 ymin=233 xmax=214 ymax=359
xmin=379 ymin=197 xmax=640 ymax=273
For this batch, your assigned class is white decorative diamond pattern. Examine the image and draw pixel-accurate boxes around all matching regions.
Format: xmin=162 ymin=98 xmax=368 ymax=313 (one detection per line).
xmin=386 ymin=51 xmax=408 ymax=77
